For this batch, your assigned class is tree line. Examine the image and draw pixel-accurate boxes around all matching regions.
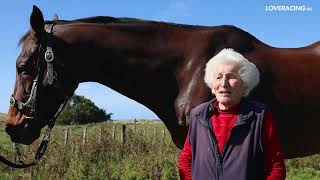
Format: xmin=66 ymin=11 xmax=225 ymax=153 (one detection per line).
xmin=57 ymin=94 xmax=112 ymax=125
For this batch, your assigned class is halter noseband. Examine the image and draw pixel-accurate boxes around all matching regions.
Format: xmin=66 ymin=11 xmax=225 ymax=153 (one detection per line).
xmin=1 ymin=24 xmax=70 ymax=168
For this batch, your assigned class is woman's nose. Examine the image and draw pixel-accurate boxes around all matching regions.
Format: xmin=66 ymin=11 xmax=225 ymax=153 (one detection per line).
xmin=220 ymin=77 xmax=228 ymax=87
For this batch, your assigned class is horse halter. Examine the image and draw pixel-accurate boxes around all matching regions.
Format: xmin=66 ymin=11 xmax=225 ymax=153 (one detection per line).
xmin=10 ymin=24 xmax=58 ymax=119
xmin=1 ymin=24 xmax=69 ymax=168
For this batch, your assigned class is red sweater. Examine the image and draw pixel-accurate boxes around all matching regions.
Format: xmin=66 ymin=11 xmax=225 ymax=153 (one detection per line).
xmin=178 ymin=102 xmax=286 ymax=180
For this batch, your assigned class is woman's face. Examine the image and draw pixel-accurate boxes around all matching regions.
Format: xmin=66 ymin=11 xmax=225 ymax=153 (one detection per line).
xmin=212 ymin=63 xmax=245 ymax=110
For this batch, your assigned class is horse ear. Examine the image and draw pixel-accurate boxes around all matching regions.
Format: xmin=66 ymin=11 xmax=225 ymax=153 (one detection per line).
xmin=53 ymin=13 xmax=59 ymax=21
xmin=30 ymin=5 xmax=44 ymax=36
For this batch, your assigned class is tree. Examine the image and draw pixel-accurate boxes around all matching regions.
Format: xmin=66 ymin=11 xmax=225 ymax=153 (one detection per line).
xmin=57 ymin=95 xmax=112 ymax=125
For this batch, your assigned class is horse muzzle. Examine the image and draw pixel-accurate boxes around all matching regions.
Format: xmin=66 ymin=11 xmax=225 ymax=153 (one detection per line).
xmin=5 ymin=109 xmax=41 ymax=145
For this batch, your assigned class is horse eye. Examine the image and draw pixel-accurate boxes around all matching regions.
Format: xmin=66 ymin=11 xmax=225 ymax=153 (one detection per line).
xmin=17 ymin=65 xmax=27 ymax=74
xmin=17 ymin=65 xmax=33 ymax=75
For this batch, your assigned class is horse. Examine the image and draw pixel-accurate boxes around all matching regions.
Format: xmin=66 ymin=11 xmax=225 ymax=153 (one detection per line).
xmin=4 ymin=5 xmax=320 ymax=159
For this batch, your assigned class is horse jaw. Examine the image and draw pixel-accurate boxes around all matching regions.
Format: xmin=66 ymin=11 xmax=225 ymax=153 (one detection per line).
xmin=5 ymin=107 xmax=42 ymax=145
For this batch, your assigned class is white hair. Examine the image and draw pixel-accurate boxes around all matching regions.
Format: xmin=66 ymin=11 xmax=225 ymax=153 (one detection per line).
xmin=204 ymin=48 xmax=260 ymax=97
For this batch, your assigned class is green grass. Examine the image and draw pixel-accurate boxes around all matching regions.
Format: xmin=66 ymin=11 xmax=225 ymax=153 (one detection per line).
xmin=286 ymin=167 xmax=320 ymax=180
xmin=0 ymin=112 xmax=10 ymax=148
xmin=0 ymin=119 xmax=12 ymax=150
xmin=0 ymin=121 xmax=319 ymax=179
xmin=0 ymin=112 xmax=7 ymax=122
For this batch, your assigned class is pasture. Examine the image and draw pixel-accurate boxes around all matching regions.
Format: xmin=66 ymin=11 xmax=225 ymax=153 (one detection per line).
xmin=0 ymin=119 xmax=319 ymax=179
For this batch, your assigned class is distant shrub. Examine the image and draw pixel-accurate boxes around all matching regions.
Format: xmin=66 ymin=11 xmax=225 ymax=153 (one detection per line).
xmin=57 ymin=95 xmax=112 ymax=125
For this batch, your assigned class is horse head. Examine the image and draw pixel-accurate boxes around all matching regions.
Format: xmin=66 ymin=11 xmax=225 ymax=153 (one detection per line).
xmin=5 ymin=6 xmax=77 ymax=145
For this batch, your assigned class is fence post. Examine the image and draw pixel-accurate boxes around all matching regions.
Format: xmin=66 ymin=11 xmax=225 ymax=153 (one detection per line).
xmin=143 ymin=127 xmax=146 ymax=137
xmin=64 ymin=127 xmax=69 ymax=146
xmin=152 ymin=127 xmax=157 ymax=145
xmin=12 ymin=143 xmax=16 ymax=162
xmin=112 ymin=126 xmax=116 ymax=140
xmin=98 ymin=126 xmax=102 ymax=145
xmin=162 ymin=127 xmax=166 ymax=144
xmin=82 ymin=126 xmax=87 ymax=149
xmin=120 ymin=125 xmax=126 ymax=158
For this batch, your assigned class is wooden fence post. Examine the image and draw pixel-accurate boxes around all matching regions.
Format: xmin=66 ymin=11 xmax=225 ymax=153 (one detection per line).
xmin=121 ymin=125 xmax=126 ymax=158
xmin=82 ymin=126 xmax=87 ymax=149
xmin=143 ymin=127 xmax=146 ymax=137
xmin=12 ymin=143 xmax=16 ymax=162
xmin=98 ymin=126 xmax=102 ymax=145
xmin=152 ymin=127 xmax=157 ymax=145
xmin=162 ymin=127 xmax=166 ymax=144
xmin=112 ymin=126 xmax=116 ymax=140
xmin=64 ymin=127 xmax=69 ymax=146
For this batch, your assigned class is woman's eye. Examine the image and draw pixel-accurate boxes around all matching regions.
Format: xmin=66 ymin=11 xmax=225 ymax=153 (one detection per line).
xmin=228 ymin=74 xmax=238 ymax=79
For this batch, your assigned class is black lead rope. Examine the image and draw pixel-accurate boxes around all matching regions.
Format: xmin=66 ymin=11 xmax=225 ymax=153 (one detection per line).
xmin=0 ymin=99 xmax=68 ymax=168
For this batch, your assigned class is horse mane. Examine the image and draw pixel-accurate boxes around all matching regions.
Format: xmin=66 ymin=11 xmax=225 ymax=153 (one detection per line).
xmin=66 ymin=16 xmax=205 ymax=28
xmin=18 ymin=16 xmax=206 ymax=46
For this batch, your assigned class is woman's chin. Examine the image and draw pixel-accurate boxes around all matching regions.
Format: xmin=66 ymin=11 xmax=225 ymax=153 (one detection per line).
xmin=217 ymin=96 xmax=232 ymax=103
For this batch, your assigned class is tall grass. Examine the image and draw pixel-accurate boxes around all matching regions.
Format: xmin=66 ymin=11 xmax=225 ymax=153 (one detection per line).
xmin=0 ymin=122 xmax=180 ymax=179
xmin=0 ymin=121 xmax=319 ymax=179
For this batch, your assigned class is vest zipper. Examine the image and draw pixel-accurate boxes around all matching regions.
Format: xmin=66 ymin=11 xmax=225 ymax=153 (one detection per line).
xmin=221 ymin=121 xmax=246 ymax=157
xmin=208 ymin=117 xmax=223 ymax=180
xmin=208 ymin=117 xmax=248 ymax=179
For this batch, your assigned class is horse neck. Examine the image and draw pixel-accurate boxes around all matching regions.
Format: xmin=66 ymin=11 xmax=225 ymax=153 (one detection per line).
xmin=56 ymin=23 xmax=184 ymax=110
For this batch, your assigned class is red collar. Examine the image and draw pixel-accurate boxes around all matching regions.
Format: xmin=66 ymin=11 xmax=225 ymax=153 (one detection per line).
xmin=213 ymin=101 xmax=240 ymax=114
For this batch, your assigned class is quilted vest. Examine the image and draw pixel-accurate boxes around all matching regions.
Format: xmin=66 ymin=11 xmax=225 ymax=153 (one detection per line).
xmin=189 ymin=99 xmax=266 ymax=180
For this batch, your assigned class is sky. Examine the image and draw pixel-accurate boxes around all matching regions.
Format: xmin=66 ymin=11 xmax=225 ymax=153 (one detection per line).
xmin=0 ymin=0 xmax=319 ymax=120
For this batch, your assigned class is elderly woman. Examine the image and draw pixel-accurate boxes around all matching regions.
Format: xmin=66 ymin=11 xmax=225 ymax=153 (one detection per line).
xmin=178 ymin=48 xmax=286 ymax=180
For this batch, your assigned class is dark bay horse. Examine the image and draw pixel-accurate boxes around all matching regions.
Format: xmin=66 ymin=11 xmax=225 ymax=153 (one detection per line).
xmin=5 ymin=6 xmax=320 ymax=159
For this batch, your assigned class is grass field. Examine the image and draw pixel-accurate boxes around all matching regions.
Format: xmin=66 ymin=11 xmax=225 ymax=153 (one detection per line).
xmin=0 ymin=118 xmax=319 ymax=179
xmin=0 ymin=113 xmax=12 ymax=151
xmin=0 ymin=112 xmax=6 ymax=122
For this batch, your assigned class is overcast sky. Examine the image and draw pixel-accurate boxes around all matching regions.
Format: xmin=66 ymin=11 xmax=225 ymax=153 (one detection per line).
xmin=0 ymin=0 xmax=319 ymax=119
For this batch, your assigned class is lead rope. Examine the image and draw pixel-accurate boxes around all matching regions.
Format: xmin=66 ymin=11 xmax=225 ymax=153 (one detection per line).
xmin=34 ymin=98 xmax=68 ymax=161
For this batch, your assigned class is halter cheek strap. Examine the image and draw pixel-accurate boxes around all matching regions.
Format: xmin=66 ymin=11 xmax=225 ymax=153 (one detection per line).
xmin=43 ymin=24 xmax=55 ymax=86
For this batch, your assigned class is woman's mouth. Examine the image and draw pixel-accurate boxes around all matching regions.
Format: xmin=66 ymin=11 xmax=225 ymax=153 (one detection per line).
xmin=219 ymin=91 xmax=231 ymax=95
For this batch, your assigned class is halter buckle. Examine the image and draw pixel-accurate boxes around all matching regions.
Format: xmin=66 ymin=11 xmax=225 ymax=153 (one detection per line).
xmin=45 ymin=50 xmax=54 ymax=62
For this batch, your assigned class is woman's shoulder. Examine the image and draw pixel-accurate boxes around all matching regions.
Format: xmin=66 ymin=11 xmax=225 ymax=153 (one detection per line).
xmin=191 ymin=99 xmax=215 ymax=115
xmin=241 ymin=99 xmax=268 ymax=113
